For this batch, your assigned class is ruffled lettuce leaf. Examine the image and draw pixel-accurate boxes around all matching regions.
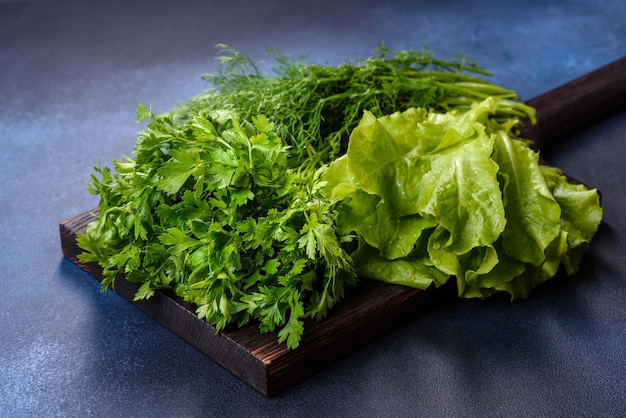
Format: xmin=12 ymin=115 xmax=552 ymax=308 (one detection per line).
xmin=323 ymin=98 xmax=602 ymax=299
xmin=540 ymin=165 xmax=603 ymax=274
xmin=492 ymin=130 xmax=561 ymax=266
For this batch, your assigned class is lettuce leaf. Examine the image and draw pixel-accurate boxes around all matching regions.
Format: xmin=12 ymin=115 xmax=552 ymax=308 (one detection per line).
xmin=323 ymin=98 xmax=602 ymax=299
xmin=492 ymin=130 xmax=561 ymax=266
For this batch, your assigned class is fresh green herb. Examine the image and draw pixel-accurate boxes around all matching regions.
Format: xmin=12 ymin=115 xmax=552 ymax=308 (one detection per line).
xmin=173 ymin=44 xmax=535 ymax=175
xmin=323 ymin=98 xmax=602 ymax=298
xmin=78 ymin=109 xmax=355 ymax=349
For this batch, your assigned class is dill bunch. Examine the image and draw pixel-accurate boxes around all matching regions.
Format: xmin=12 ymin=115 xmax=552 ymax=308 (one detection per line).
xmin=172 ymin=44 xmax=535 ymax=175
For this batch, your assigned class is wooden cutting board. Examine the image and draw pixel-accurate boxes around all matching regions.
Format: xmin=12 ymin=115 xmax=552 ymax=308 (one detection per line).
xmin=60 ymin=56 xmax=626 ymax=397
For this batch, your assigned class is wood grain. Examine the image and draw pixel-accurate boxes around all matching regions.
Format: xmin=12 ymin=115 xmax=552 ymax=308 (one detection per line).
xmin=60 ymin=56 xmax=626 ymax=397
xmin=521 ymin=56 xmax=626 ymax=149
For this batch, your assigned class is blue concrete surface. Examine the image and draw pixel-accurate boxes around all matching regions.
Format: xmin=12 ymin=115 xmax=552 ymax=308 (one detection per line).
xmin=1 ymin=1 xmax=625 ymax=416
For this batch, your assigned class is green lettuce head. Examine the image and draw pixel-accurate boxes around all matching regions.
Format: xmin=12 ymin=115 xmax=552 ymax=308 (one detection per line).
xmin=323 ymin=98 xmax=602 ymax=299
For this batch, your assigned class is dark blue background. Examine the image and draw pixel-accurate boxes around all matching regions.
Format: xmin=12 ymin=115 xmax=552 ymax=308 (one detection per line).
xmin=1 ymin=1 xmax=625 ymax=416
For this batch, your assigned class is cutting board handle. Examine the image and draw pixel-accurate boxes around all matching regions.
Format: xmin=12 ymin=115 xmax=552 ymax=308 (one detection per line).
xmin=522 ymin=56 xmax=626 ymax=149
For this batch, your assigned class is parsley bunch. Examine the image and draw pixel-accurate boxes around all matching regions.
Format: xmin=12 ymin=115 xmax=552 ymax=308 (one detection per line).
xmin=78 ymin=108 xmax=355 ymax=349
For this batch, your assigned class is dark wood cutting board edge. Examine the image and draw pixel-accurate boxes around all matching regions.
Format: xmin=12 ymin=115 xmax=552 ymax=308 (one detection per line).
xmin=60 ymin=56 xmax=626 ymax=397
xmin=60 ymin=211 xmax=457 ymax=396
